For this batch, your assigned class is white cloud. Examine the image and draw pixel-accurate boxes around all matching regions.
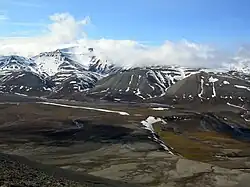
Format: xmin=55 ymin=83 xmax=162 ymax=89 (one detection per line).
xmin=222 ymin=46 xmax=250 ymax=73
xmin=74 ymin=38 xmax=230 ymax=68
xmin=47 ymin=13 xmax=90 ymax=43
xmin=0 ymin=12 xmax=242 ymax=69
xmin=0 ymin=13 xmax=89 ymax=56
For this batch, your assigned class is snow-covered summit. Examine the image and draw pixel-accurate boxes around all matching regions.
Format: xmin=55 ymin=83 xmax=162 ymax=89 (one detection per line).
xmin=32 ymin=46 xmax=119 ymax=76
xmin=0 ymin=55 xmax=38 ymax=73
xmin=32 ymin=49 xmax=86 ymax=76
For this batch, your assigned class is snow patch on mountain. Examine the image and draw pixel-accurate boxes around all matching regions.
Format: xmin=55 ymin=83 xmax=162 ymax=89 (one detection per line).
xmin=223 ymin=81 xmax=230 ymax=85
xmin=234 ymin=85 xmax=250 ymax=91
xmin=209 ymin=76 xmax=219 ymax=98
xmin=198 ymin=78 xmax=204 ymax=98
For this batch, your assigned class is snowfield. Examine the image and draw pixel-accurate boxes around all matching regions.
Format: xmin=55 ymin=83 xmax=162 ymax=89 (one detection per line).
xmin=37 ymin=102 xmax=130 ymax=115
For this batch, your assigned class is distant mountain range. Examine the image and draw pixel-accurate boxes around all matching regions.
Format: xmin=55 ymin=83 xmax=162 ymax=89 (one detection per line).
xmin=0 ymin=47 xmax=250 ymax=107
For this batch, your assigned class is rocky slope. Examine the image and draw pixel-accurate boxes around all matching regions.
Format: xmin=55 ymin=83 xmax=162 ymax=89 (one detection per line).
xmin=152 ymin=71 xmax=250 ymax=107
xmin=0 ymin=71 xmax=53 ymax=96
xmin=0 ymin=152 xmax=139 ymax=187
xmin=87 ymin=67 xmax=199 ymax=101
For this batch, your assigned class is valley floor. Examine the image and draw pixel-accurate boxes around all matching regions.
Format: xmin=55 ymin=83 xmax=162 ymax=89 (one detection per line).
xmin=1 ymin=96 xmax=250 ymax=186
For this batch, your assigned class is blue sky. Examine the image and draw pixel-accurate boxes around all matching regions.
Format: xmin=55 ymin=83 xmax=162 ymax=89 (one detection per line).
xmin=0 ymin=0 xmax=250 ymax=47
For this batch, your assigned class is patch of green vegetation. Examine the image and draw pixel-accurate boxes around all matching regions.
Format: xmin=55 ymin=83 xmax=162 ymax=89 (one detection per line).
xmin=154 ymin=126 xmax=218 ymax=162
xmin=189 ymin=132 xmax=249 ymax=149
xmin=154 ymin=123 xmax=250 ymax=163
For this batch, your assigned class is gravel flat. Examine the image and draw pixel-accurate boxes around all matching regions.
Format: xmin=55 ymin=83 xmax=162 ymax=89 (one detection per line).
xmin=0 ymin=152 xmax=141 ymax=187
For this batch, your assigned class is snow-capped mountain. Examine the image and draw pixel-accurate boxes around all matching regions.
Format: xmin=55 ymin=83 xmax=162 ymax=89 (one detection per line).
xmin=153 ymin=71 xmax=250 ymax=107
xmin=64 ymin=46 xmax=121 ymax=74
xmin=0 ymin=55 xmax=38 ymax=73
xmin=0 ymin=48 xmax=110 ymax=96
xmin=89 ymin=55 xmax=121 ymax=74
xmin=32 ymin=48 xmax=105 ymax=95
xmin=32 ymin=49 xmax=87 ymax=76
xmin=85 ymin=65 xmax=250 ymax=106
xmin=1 ymin=45 xmax=250 ymax=103
xmin=49 ymin=70 xmax=102 ymax=98
xmin=87 ymin=66 xmax=200 ymax=101
xmin=33 ymin=46 xmax=120 ymax=76
xmin=0 ymin=71 xmax=53 ymax=96
xmin=0 ymin=56 xmax=52 ymax=96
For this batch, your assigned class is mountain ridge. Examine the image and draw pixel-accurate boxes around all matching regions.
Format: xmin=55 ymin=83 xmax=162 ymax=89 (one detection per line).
xmin=0 ymin=47 xmax=250 ymax=104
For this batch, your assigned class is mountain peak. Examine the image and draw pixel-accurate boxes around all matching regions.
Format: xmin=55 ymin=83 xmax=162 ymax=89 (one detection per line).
xmin=0 ymin=55 xmax=37 ymax=73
